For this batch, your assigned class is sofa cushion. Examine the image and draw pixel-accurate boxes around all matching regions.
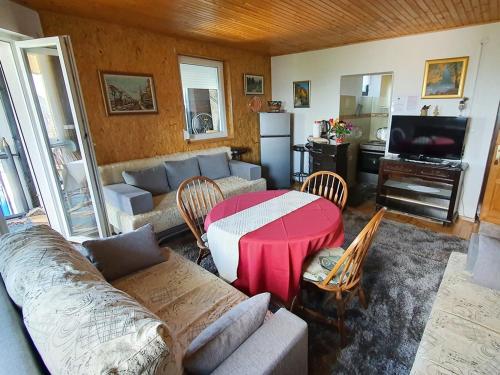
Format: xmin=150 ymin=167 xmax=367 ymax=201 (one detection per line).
xmin=103 ymin=183 xmax=153 ymax=215
xmin=112 ymin=248 xmax=248 ymax=373
xmin=105 ymin=176 xmax=267 ymax=234
xmin=164 ymin=158 xmax=201 ymax=190
xmin=122 ymin=165 xmax=170 ymax=195
xmin=23 ymin=280 xmax=170 ymax=374
xmin=197 ymin=153 xmax=231 ymax=180
xmin=83 ymin=224 xmax=165 ymax=281
xmin=411 ymin=252 xmax=500 ymax=374
xmin=0 ymin=225 xmax=103 ymax=307
xmin=183 ymin=292 xmax=270 ymax=374
xmin=472 ymin=235 xmax=500 ymax=290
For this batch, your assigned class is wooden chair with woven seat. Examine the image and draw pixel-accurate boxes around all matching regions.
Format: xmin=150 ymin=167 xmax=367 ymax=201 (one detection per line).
xmin=291 ymin=207 xmax=386 ymax=347
xmin=300 ymin=171 xmax=348 ymax=211
xmin=176 ymin=176 xmax=224 ymax=264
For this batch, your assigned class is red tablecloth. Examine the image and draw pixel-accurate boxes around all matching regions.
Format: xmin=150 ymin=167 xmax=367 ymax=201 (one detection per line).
xmin=205 ymin=190 xmax=344 ymax=302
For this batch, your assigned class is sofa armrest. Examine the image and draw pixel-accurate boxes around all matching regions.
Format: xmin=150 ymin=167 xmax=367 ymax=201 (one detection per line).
xmin=229 ymin=160 xmax=261 ymax=181
xmin=0 ymin=279 xmax=46 ymax=374
xmin=212 ymin=308 xmax=308 ymax=375
xmin=103 ymin=183 xmax=153 ymax=216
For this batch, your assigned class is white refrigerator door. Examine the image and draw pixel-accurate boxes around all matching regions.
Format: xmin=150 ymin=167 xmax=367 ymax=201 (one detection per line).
xmin=260 ymin=136 xmax=291 ymax=189
xmin=259 ymin=112 xmax=291 ymax=136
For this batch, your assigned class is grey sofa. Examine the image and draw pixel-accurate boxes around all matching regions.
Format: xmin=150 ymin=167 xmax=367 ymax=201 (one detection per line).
xmin=0 ymin=226 xmax=308 ymax=374
xmin=99 ymin=147 xmax=267 ymax=238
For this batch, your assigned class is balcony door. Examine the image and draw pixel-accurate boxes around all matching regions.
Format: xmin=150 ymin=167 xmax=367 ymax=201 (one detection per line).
xmin=14 ymin=36 xmax=108 ymax=241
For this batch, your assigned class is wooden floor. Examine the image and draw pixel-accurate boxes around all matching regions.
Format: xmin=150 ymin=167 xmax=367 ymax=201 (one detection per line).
xmin=349 ymin=199 xmax=478 ymax=240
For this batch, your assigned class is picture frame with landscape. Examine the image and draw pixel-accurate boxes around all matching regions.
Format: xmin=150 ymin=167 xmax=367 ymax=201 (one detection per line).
xmin=99 ymin=71 xmax=158 ymax=115
xmin=293 ymin=80 xmax=310 ymax=108
xmin=421 ymin=56 xmax=468 ymax=99
xmin=244 ymin=74 xmax=264 ymax=95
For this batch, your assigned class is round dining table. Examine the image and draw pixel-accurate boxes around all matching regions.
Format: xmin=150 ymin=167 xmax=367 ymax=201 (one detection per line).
xmin=205 ymin=190 xmax=344 ymax=303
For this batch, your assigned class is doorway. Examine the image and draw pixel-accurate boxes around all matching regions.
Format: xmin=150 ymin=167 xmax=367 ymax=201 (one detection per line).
xmin=339 ymin=72 xmax=393 ymax=206
xmin=0 ymin=35 xmax=109 ymax=241
xmin=0 ymin=40 xmax=46 ymax=232
xmin=479 ymin=102 xmax=500 ymax=224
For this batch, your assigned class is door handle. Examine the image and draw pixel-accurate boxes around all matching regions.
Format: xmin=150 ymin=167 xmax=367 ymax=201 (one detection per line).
xmin=495 ymin=145 xmax=500 ymax=165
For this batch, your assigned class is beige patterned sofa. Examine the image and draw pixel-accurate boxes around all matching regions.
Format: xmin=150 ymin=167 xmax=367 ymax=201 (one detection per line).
xmin=99 ymin=147 xmax=267 ymax=238
xmin=0 ymin=225 xmax=308 ymax=374
xmin=410 ymin=252 xmax=500 ymax=374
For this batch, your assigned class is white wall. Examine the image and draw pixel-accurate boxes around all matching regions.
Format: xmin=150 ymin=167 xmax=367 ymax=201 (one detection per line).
xmin=0 ymin=0 xmax=42 ymax=38
xmin=272 ymin=22 xmax=500 ymax=219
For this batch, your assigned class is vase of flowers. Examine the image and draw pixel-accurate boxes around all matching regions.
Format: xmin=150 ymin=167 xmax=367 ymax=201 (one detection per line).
xmin=328 ymin=118 xmax=353 ymax=144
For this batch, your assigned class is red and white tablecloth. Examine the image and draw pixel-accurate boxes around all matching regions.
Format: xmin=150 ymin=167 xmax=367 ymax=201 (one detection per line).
xmin=205 ymin=190 xmax=344 ymax=302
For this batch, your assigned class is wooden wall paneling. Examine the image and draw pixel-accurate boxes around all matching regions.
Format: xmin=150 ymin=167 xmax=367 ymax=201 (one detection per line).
xmin=16 ymin=0 xmax=500 ymax=55
xmin=38 ymin=11 xmax=271 ymax=165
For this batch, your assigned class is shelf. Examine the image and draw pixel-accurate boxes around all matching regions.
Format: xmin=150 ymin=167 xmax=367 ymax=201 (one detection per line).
xmin=379 ymin=193 xmax=449 ymax=210
xmin=377 ymin=158 xmax=465 ymax=224
xmin=383 ymin=179 xmax=452 ymax=200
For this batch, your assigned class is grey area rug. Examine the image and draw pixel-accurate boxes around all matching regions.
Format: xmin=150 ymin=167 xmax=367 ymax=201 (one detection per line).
xmin=165 ymin=210 xmax=469 ymax=375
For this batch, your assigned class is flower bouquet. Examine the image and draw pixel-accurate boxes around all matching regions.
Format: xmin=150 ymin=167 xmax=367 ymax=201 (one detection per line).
xmin=328 ymin=118 xmax=353 ymax=143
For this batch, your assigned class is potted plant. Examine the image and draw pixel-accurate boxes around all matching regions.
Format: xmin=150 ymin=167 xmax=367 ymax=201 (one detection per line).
xmin=328 ymin=118 xmax=353 ymax=144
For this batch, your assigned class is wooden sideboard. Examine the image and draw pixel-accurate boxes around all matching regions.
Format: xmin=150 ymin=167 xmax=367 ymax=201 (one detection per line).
xmin=376 ymin=157 xmax=467 ymax=224
xmin=307 ymin=142 xmax=349 ymax=181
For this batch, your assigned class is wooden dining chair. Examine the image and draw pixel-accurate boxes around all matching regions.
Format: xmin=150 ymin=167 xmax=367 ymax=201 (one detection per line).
xmin=300 ymin=171 xmax=348 ymax=210
xmin=176 ymin=176 xmax=224 ymax=264
xmin=291 ymin=207 xmax=386 ymax=347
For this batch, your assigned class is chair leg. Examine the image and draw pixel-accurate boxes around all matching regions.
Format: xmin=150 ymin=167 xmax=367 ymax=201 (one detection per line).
xmin=196 ymin=248 xmax=208 ymax=264
xmin=358 ymin=287 xmax=368 ymax=309
xmin=336 ymin=293 xmax=347 ymax=348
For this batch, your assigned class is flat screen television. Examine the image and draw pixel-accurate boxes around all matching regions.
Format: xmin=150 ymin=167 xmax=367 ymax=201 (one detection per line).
xmin=388 ymin=115 xmax=469 ymax=160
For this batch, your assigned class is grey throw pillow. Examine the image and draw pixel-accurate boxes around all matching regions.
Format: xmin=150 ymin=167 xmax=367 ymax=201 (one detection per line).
xmin=164 ymin=158 xmax=200 ymax=190
xmin=472 ymin=235 xmax=500 ymax=290
xmin=122 ymin=166 xmax=170 ymax=195
xmin=197 ymin=153 xmax=231 ymax=180
xmin=183 ymin=292 xmax=270 ymax=374
xmin=82 ymin=224 xmax=166 ymax=281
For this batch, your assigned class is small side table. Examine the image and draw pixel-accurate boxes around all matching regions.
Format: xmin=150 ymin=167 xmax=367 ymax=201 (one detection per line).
xmin=292 ymin=144 xmax=309 ymax=183
xmin=231 ymin=147 xmax=248 ymax=161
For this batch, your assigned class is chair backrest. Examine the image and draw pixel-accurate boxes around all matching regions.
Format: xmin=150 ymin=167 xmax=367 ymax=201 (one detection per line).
xmin=176 ymin=176 xmax=224 ymax=246
xmin=300 ymin=171 xmax=348 ymax=210
xmin=322 ymin=207 xmax=386 ymax=290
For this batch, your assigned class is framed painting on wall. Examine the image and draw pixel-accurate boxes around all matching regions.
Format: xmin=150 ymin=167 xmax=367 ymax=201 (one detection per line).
xmin=244 ymin=74 xmax=264 ymax=95
xmin=293 ymin=80 xmax=310 ymax=108
xmin=421 ymin=57 xmax=469 ymax=99
xmin=99 ymin=71 xmax=158 ymax=115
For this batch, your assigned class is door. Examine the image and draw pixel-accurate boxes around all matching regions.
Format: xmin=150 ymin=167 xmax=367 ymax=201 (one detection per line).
xmin=261 ymin=136 xmax=291 ymax=189
xmin=14 ymin=36 xmax=108 ymax=241
xmin=480 ymin=104 xmax=500 ymax=224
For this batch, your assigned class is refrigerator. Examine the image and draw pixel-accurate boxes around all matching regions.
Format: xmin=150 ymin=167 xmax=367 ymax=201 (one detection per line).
xmin=259 ymin=112 xmax=292 ymax=189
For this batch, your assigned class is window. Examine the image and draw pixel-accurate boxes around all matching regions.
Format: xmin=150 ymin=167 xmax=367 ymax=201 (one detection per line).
xmin=179 ymin=56 xmax=227 ymax=140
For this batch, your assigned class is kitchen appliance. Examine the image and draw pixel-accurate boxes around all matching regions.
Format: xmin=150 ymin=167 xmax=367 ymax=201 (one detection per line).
xmin=358 ymin=140 xmax=386 ymax=184
xmin=389 ymin=115 xmax=469 ymax=160
xmin=259 ymin=112 xmax=292 ymax=189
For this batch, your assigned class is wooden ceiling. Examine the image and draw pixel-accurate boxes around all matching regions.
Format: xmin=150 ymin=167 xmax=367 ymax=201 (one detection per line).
xmin=16 ymin=0 xmax=500 ymax=55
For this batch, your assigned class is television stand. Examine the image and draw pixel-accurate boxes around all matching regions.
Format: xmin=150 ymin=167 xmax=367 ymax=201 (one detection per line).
xmin=376 ymin=157 xmax=468 ymax=224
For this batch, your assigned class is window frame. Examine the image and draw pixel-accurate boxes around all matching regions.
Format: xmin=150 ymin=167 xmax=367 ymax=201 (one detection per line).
xmin=178 ymin=55 xmax=228 ymax=141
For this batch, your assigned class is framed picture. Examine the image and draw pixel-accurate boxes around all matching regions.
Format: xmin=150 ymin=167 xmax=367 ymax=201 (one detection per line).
xmin=244 ymin=74 xmax=264 ymax=95
xmin=421 ymin=56 xmax=469 ymax=99
xmin=99 ymin=71 xmax=158 ymax=115
xmin=293 ymin=80 xmax=310 ymax=108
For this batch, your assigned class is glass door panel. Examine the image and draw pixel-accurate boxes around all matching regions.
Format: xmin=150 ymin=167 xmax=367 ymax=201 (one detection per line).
xmin=15 ymin=37 xmax=108 ymax=241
